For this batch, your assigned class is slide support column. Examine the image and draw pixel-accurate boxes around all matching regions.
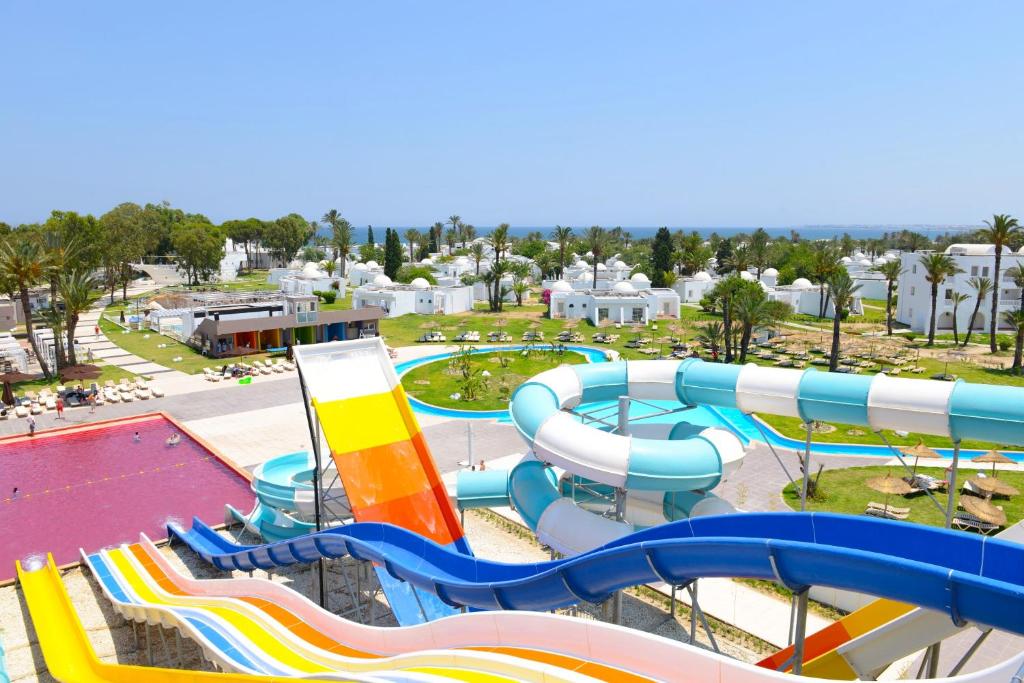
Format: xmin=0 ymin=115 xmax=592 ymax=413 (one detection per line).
xmin=792 ymin=589 xmax=810 ymax=675
xmin=945 ymin=441 xmax=961 ymax=529
xmin=801 ymin=422 xmax=812 ymax=511
xmin=611 ymin=394 xmax=630 ymax=626
xmin=297 ymin=362 xmax=327 ymax=608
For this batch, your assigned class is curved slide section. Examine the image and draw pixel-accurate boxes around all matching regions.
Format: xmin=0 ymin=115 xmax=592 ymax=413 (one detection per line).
xmin=85 ymin=545 xmax=602 ymax=682
xmin=171 ymin=511 xmax=1024 ymax=638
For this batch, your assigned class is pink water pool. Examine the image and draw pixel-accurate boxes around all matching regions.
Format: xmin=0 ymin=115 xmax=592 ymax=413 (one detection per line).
xmin=0 ymin=413 xmax=252 ymax=583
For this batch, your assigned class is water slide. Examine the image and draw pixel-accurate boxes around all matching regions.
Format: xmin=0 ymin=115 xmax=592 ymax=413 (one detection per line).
xmin=15 ymin=554 xmax=323 ymax=683
xmin=84 ymin=544 xmax=610 ymax=682
xmin=502 ymin=356 xmax=1024 ymax=673
xmin=170 ymin=510 xmax=1024 ymax=642
xmin=291 ymin=339 xmax=469 ymax=624
xmin=506 ymin=358 xmax=1024 ymax=554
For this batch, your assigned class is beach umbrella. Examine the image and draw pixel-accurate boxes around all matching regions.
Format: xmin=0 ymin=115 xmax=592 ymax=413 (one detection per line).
xmin=900 ymin=441 xmax=941 ymax=476
xmin=0 ymin=370 xmax=37 ymax=406
xmin=866 ymin=473 xmax=914 ymax=513
xmin=966 ymin=475 xmax=1020 ymax=498
xmin=960 ymin=496 xmax=1007 ymax=527
xmin=971 ymin=450 xmax=1016 ymax=476
xmin=59 ymin=364 xmax=104 ymax=381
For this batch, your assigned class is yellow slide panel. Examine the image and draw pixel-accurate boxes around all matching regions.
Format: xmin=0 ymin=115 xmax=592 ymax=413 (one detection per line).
xmin=15 ymin=554 xmax=307 ymax=683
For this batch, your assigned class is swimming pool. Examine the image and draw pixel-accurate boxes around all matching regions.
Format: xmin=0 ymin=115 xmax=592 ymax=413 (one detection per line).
xmin=397 ymin=349 xmax=1022 ymax=461
xmin=0 ymin=413 xmax=252 ymax=583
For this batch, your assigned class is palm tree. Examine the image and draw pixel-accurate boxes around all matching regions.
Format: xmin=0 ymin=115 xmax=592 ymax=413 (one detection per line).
xmin=695 ymin=321 xmax=725 ymax=360
xmin=509 ymin=262 xmax=532 ymax=306
xmin=1 ymin=238 xmax=52 ymax=379
xmin=403 ymin=229 xmax=421 ymax=263
xmin=325 ymin=214 xmax=352 ymax=277
xmin=722 ymin=244 xmax=751 ymax=276
xmin=682 ymin=245 xmax=713 ymax=275
xmin=919 ymin=252 xmax=963 ymax=346
xmin=447 ymin=215 xmax=462 ymax=246
xmin=487 ymin=224 xmax=511 ymax=265
xmin=1004 ymin=310 xmax=1024 ymax=375
xmin=322 ymin=260 xmax=336 ymax=277
xmin=827 ymin=270 xmax=861 ymax=372
xmin=550 ymin=225 xmax=573 ymax=277
xmin=979 ymin=214 xmax=1020 ymax=351
xmin=709 ymin=275 xmax=744 ymax=363
xmin=1006 ymin=265 xmax=1024 ymax=310
xmin=462 ymin=224 xmax=477 ymax=246
xmin=443 ymin=227 xmax=457 ymax=251
xmin=950 ymin=292 xmax=970 ymax=345
xmin=962 ymin=277 xmax=992 ymax=347
xmin=872 ymin=260 xmax=904 ymax=336
xmin=583 ymin=226 xmax=608 ymax=288
xmin=733 ymin=289 xmax=791 ymax=363
xmin=60 ymin=270 xmax=99 ymax=366
xmin=42 ymin=231 xmax=79 ymax=371
xmin=811 ymin=244 xmax=841 ymax=318
xmin=469 ymin=242 xmax=486 ymax=275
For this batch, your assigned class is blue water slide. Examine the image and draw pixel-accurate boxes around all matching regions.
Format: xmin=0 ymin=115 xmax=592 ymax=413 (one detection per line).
xmin=169 ymin=512 xmax=1024 ymax=636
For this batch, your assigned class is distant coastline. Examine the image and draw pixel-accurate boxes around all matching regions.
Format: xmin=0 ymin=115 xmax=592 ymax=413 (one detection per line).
xmin=334 ymin=224 xmax=981 ymax=243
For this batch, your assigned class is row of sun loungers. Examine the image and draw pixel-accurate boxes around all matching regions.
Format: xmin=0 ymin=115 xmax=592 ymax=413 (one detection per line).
xmin=203 ymin=359 xmax=293 ymax=381
xmin=1 ymin=379 xmax=166 ymax=418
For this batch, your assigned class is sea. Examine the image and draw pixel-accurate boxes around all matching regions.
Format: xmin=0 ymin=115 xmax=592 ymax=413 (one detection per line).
xmin=336 ymin=225 xmax=977 ymax=243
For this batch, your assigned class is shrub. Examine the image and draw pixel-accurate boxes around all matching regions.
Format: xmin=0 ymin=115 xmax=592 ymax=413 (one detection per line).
xmin=396 ymin=265 xmax=438 ymax=284
xmin=999 ymin=337 xmax=1012 ymax=352
xmin=320 ymin=290 xmax=337 ymax=304
xmin=905 ymin=332 xmax=917 ymax=342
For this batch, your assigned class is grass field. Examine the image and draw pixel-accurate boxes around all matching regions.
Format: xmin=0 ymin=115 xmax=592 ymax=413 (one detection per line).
xmin=783 ymin=466 xmax=1024 ymax=529
xmin=98 ymin=315 xmax=271 ymax=374
xmin=402 ymin=348 xmax=588 ymax=410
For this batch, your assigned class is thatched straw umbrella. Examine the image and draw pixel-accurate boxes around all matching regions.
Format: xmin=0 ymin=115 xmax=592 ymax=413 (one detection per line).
xmin=971 ymin=450 xmax=1016 ymax=477
xmin=966 ymin=475 xmax=1020 ymax=498
xmin=960 ymin=496 xmax=1007 ymax=526
xmin=900 ymin=441 xmax=942 ymax=476
xmin=866 ymin=473 xmax=914 ymax=513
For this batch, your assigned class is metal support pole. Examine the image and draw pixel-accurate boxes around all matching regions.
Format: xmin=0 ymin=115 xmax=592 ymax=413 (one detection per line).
xmin=157 ymin=626 xmax=171 ymax=666
xmin=145 ymin=624 xmax=153 ymax=665
xmin=174 ymin=631 xmax=184 ymax=668
xmin=467 ymin=421 xmax=474 ymax=469
xmin=670 ymin=584 xmax=676 ymax=617
xmin=926 ymin=643 xmax=941 ymax=679
xmin=947 ymin=629 xmax=992 ymax=677
xmin=945 ymin=441 xmax=960 ymax=529
xmin=801 ymin=424 xmax=812 ymax=511
xmin=297 ymin=363 xmax=328 ymax=608
xmin=792 ymin=590 xmax=809 ymax=674
xmin=689 ymin=582 xmax=697 ymax=644
xmin=612 ymin=591 xmax=622 ymax=625
xmin=132 ymin=619 xmax=140 ymax=654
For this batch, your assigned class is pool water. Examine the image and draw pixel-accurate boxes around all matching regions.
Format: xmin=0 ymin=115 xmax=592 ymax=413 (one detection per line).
xmin=0 ymin=414 xmax=252 ymax=582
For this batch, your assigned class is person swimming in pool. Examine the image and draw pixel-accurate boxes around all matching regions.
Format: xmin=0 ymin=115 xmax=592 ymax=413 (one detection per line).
xmin=132 ymin=431 xmax=141 ymax=443
xmin=166 ymin=433 xmax=180 ymax=446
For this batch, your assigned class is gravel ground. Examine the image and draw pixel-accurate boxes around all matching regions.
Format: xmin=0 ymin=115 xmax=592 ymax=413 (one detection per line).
xmin=1 ymin=512 xmax=761 ymax=681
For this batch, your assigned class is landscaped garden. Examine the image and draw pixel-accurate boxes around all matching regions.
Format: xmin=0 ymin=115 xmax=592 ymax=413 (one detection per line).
xmin=783 ymin=465 xmax=1024 ymax=529
xmin=401 ymin=346 xmax=588 ymax=410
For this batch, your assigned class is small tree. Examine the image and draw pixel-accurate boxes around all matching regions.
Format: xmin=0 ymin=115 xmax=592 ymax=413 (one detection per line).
xmin=172 ymin=220 xmax=225 ymax=285
xmin=383 ymin=228 xmax=403 ymax=280
xmin=919 ymin=252 xmax=962 ymax=346
xmin=872 ymin=260 xmax=904 ymax=336
xmin=1003 ymin=310 xmax=1024 ymax=375
xmin=963 ymin=277 xmax=992 ymax=346
xmin=650 ymin=227 xmax=674 ymax=287
xmin=950 ymin=292 xmax=969 ymax=345
xmin=827 ymin=270 xmax=861 ymax=372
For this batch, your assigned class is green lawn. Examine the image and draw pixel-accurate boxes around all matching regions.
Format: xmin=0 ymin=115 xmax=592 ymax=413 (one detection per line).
xmin=757 ymin=412 xmax=1019 ymax=452
xmin=11 ymin=364 xmax=139 ymax=396
xmin=402 ymin=348 xmax=588 ymax=410
xmin=783 ymin=466 xmax=1024 ymax=529
xmin=98 ymin=314 xmax=270 ymax=375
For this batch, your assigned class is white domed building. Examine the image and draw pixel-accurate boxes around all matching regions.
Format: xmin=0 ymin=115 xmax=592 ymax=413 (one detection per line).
xmin=674 ymin=270 xmax=718 ymax=303
xmin=346 ymin=260 xmax=386 ymax=287
xmin=549 ymin=274 xmax=681 ymax=324
xmin=352 ymin=273 xmax=474 ymax=318
xmin=277 ymin=259 xmax=347 ymax=297
xmin=760 ymin=267 xmax=779 ymax=288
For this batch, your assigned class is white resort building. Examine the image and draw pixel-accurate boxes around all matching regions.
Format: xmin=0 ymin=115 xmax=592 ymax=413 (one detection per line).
xmin=351 ymin=276 xmax=474 ymax=318
xmin=896 ymin=244 xmax=1024 ymax=334
xmin=548 ymin=276 xmax=681 ymax=324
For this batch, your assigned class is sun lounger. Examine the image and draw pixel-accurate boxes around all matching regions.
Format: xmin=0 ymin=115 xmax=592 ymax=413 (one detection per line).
xmin=867 ymin=501 xmax=910 ymax=515
xmin=271 ymin=361 xmax=284 ymax=373
xmin=259 ymin=362 xmax=272 ymax=375
xmin=148 ymin=382 xmax=165 ymax=398
xmin=135 ymin=378 xmax=149 ymax=390
xmin=44 ymin=396 xmax=56 ymax=410
xmin=14 ymin=405 xmax=28 ymax=418
xmin=120 ymin=390 xmax=134 ymax=402
xmin=952 ymin=511 xmax=999 ymax=535
xmin=905 ymin=473 xmax=946 ymax=492
xmin=30 ymin=402 xmax=43 ymax=415
xmin=865 ymin=504 xmax=909 ymax=520
xmin=104 ymin=388 xmax=120 ymax=403
xmin=281 ymin=360 xmax=296 ymax=371
xmin=135 ymin=387 xmax=151 ymax=400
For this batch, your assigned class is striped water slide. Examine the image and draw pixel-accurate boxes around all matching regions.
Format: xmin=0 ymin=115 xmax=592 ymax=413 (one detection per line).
xmin=86 ymin=544 xmax=601 ymax=682
xmin=292 ymin=339 xmax=469 ymax=624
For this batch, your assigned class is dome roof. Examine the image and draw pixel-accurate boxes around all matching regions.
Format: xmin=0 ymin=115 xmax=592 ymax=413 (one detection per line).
xmin=853 ymin=251 xmax=865 ymax=258
xmin=574 ymin=272 xmax=592 ymax=282
xmin=454 ymin=256 xmax=470 ymax=265
xmin=420 ymin=257 xmax=433 ymax=265
xmin=630 ymin=272 xmax=650 ymax=282
xmin=372 ymin=274 xmax=392 ymax=286
xmin=596 ymin=262 xmax=607 ymax=271
xmin=365 ymin=260 xmax=379 ymax=269
xmin=739 ymin=270 xmax=755 ymax=281
xmin=300 ymin=262 xmax=322 ymax=279
xmin=614 ymin=260 xmax=627 ymax=269
xmin=693 ymin=271 xmax=712 ymax=282
xmin=762 ymin=267 xmax=779 ymax=276
xmin=612 ymin=281 xmax=636 ymax=293
xmin=791 ymin=277 xmax=813 ymax=289
xmin=858 ymin=258 xmax=872 ymax=266
xmin=288 ymin=259 xmax=304 ymax=270
xmin=549 ymin=280 xmax=573 ymax=293
xmin=352 ymin=262 xmax=367 ymax=271
xmin=874 ymin=257 xmax=888 ymax=264
xmin=410 ymin=277 xmax=431 ymax=290
xmin=841 ymin=256 xmax=853 ymax=263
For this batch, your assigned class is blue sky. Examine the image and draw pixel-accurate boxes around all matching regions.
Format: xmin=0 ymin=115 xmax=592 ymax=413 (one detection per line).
xmin=1 ymin=1 xmax=1021 ymax=227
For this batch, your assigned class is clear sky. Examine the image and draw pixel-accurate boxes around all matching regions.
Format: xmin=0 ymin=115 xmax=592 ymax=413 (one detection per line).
xmin=1 ymin=1 xmax=1021 ymax=228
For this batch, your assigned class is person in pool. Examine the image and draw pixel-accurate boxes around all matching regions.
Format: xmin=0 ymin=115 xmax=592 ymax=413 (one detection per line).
xmin=132 ymin=431 xmax=141 ymax=442
xmin=166 ymin=433 xmax=181 ymax=446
